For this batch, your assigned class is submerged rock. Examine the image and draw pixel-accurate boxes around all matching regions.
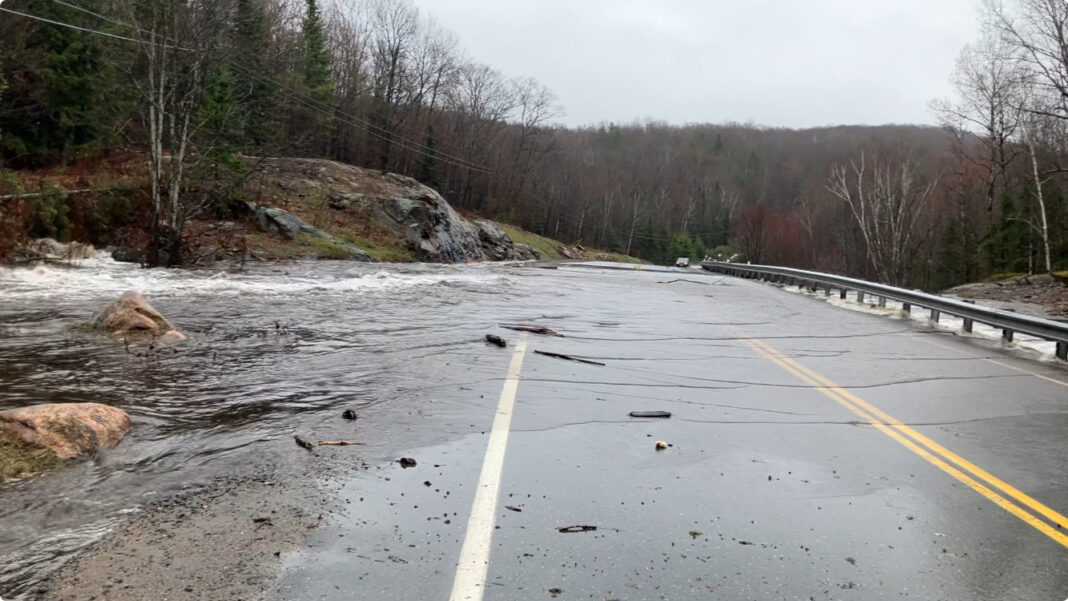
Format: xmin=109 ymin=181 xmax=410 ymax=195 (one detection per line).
xmin=92 ymin=291 xmax=187 ymax=342
xmin=0 ymin=402 xmax=132 ymax=459
xmin=110 ymin=246 xmax=145 ymax=264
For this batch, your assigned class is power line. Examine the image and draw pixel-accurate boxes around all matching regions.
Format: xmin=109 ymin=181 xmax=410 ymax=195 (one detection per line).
xmin=46 ymin=0 xmax=494 ymax=173
xmin=0 ymin=6 xmax=153 ymax=45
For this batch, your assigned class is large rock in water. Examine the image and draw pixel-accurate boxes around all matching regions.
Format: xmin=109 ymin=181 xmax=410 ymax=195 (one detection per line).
xmin=245 ymin=157 xmax=539 ymax=262
xmin=92 ymin=291 xmax=187 ymax=342
xmin=0 ymin=403 xmax=132 ymax=459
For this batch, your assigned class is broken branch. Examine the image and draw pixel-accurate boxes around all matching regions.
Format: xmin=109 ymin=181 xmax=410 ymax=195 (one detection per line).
xmin=534 ymin=350 xmax=605 ymax=366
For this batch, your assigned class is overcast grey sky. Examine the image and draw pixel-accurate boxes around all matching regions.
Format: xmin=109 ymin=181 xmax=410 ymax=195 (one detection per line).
xmin=412 ymin=0 xmax=980 ymax=129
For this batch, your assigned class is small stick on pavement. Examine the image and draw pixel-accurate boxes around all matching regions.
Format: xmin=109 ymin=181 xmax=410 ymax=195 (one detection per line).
xmin=485 ymin=334 xmax=507 ymax=347
xmin=534 ymin=350 xmax=605 ymax=366
xmin=629 ymin=411 xmax=672 ymax=418
xmin=501 ymin=325 xmax=564 ymax=337
xmin=318 ymin=440 xmax=359 ymax=446
xmin=557 ymin=525 xmax=597 ymax=533
xmin=657 ymin=279 xmax=709 ymax=285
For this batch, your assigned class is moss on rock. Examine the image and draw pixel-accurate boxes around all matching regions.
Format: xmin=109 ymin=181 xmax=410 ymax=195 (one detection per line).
xmin=0 ymin=428 xmax=61 ymax=483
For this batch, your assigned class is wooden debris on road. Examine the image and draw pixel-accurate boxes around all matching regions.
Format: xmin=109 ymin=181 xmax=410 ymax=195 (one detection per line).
xmin=557 ymin=525 xmax=597 ymax=533
xmin=534 ymin=350 xmax=605 ymax=366
xmin=629 ymin=410 xmax=671 ymax=418
xmin=485 ymin=334 xmax=507 ymax=347
xmin=502 ymin=325 xmax=564 ymax=337
xmin=294 ymin=435 xmax=314 ymax=451
xmin=318 ymin=440 xmax=358 ymax=446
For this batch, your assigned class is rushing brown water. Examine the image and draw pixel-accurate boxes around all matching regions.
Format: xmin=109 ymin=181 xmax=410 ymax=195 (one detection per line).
xmin=0 ymin=257 xmax=528 ymax=598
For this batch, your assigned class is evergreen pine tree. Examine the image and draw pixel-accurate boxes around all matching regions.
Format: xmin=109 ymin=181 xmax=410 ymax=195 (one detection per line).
xmin=233 ymin=0 xmax=279 ymax=149
xmin=0 ymin=0 xmax=116 ymax=165
xmin=299 ymin=0 xmax=334 ymax=155
xmin=418 ymin=123 xmax=444 ymax=191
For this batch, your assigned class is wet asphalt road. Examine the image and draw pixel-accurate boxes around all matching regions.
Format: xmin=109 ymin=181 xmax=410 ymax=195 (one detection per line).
xmin=272 ymin=264 xmax=1068 ymax=601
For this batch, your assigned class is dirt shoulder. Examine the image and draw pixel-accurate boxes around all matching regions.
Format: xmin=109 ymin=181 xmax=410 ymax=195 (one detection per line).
xmin=945 ymin=273 xmax=1068 ymax=319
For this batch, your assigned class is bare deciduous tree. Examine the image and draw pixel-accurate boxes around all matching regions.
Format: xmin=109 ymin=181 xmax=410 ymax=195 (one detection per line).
xmin=826 ymin=152 xmax=939 ymax=285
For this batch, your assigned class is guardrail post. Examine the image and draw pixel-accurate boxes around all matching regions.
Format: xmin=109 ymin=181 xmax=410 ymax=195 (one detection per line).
xmin=930 ymin=309 xmax=940 ymax=323
xmin=824 ymin=285 xmax=831 ymax=296
xmin=839 ymin=288 xmax=847 ymax=300
xmin=1057 ymin=342 xmax=1067 ymax=360
xmin=856 ymin=291 xmax=865 ymax=303
xmin=962 ymin=318 xmax=973 ymax=333
xmin=1002 ymin=329 xmax=1014 ymax=343
xmin=878 ymin=296 xmax=886 ymax=308
xmin=902 ymin=302 xmax=911 ymax=314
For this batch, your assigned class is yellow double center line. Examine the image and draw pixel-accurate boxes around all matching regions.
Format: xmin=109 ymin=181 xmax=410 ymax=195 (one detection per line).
xmin=742 ymin=337 xmax=1068 ymax=549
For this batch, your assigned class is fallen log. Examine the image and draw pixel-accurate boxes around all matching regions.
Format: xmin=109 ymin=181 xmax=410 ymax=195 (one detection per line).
xmin=534 ymin=350 xmax=605 ymax=366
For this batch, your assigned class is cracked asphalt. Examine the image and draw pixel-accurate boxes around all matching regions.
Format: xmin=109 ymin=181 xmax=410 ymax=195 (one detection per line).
xmin=271 ymin=264 xmax=1068 ymax=601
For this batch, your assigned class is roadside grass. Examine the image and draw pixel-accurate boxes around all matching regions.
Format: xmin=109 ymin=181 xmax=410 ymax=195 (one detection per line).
xmin=0 ymin=429 xmax=60 ymax=483
xmin=333 ymin=231 xmax=415 ymax=262
xmin=244 ymin=234 xmax=299 ymax=260
xmin=597 ymin=252 xmax=642 ymax=264
xmin=982 ymin=271 xmax=1028 ymax=283
xmin=500 ymin=224 xmax=564 ymax=259
xmin=499 ymin=224 xmax=641 ymax=263
xmin=300 ymin=235 xmax=358 ymax=259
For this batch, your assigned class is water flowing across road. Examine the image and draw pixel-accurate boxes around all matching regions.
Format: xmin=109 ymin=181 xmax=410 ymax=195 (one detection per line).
xmin=0 ymin=258 xmax=531 ymax=597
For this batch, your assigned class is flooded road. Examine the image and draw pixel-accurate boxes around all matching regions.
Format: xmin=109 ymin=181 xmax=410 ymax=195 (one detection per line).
xmin=0 ymin=259 xmax=527 ymax=596
xmin=1 ymin=260 xmax=1067 ymax=600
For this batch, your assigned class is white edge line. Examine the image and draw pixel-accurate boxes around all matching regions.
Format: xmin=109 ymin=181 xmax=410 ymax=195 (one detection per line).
xmin=448 ymin=334 xmax=527 ymax=601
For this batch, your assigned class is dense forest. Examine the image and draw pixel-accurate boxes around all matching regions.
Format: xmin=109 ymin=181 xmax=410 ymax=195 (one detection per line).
xmin=1 ymin=0 xmax=1067 ymax=289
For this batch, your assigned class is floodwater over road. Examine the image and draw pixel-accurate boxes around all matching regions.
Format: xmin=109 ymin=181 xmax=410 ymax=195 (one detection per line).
xmin=0 ymin=259 xmax=525 ymax=596
xmin=1 ymin=259 xmax=1066 ymax=600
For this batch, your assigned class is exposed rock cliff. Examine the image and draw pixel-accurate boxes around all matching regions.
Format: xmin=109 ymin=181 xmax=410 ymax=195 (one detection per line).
xmin=243 ymin=158 xmax=539 ymax=263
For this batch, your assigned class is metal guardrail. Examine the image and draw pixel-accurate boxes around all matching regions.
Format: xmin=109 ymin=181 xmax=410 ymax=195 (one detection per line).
xmin=701 ymin=261 xmax=1068 ymax=360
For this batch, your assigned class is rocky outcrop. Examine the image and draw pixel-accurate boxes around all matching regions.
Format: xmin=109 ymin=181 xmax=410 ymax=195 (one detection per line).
xmin=250 ymin=203 xmax=331 ymax=240
xmin=0 ymin=403 xmax=132 ymax=459
xmin=92 ymin=291 xmax=187 ymax=343
xmin=247 ymin=202 xmax=373 ymax=261
xmin=475 ymin=219 xmax=540 ymax=261
xmin=245 ymin=157 xmax=540 ymax=263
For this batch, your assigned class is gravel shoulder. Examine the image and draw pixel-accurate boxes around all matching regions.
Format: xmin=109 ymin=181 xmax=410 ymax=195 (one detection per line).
xmin=946 ymin=274 xmax=1068 ymax=319
xmin=41 ymin=472 xmax=335 ymax=601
